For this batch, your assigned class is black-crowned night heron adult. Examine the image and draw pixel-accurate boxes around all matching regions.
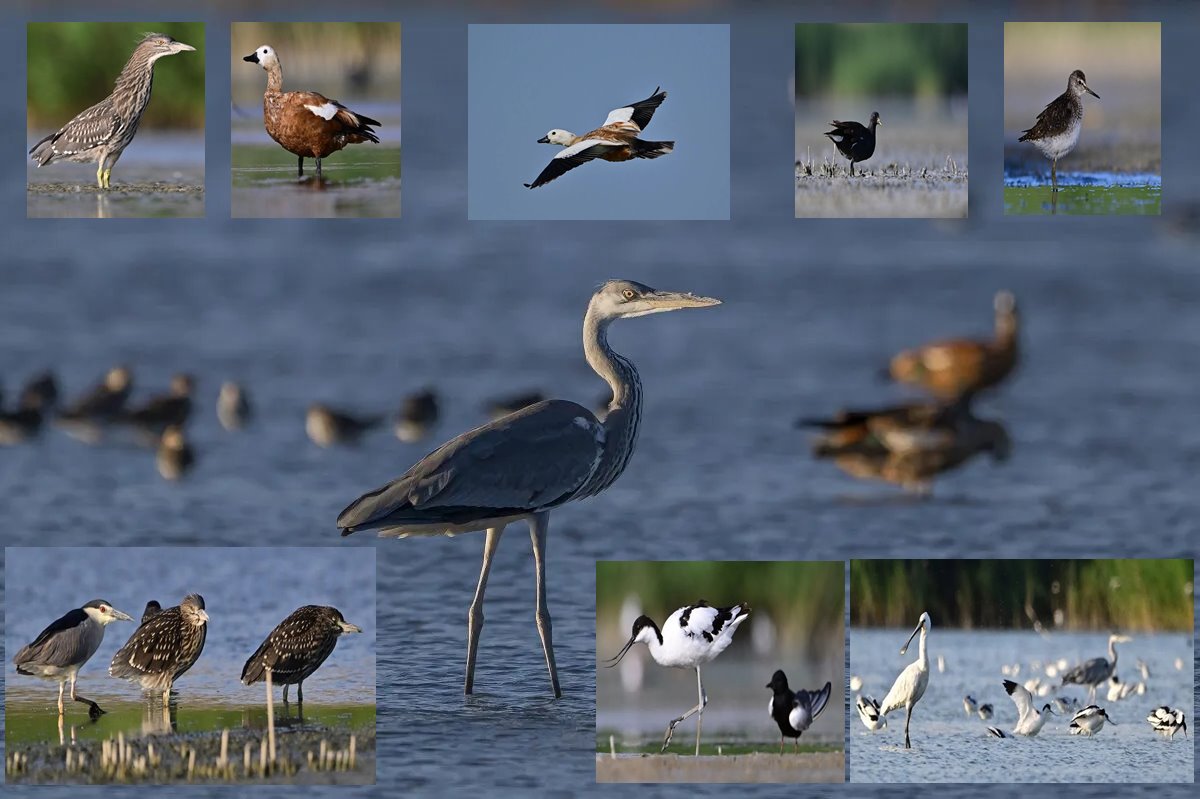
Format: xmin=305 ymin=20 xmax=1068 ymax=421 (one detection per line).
xmin=29 ymin=33 xmax=196 ymax=188
xmin=240 ymin=605 xmax=363 ymax=704
xmin=110 ymin=593 xmax=208 ymax=702
xmin=12 ymin=599 xmax=134 ymax=719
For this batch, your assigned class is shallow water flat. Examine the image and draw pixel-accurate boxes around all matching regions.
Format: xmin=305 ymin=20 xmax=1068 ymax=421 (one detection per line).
xmin=231 ymin=145 xmax=401 ymax=218
xmin=596 ymin=750 xmax=844 ymax=783
xmin=1004 ymin=184 xmax=1161 ymax=215
xmin=849 ymin=629 xmax=1193 ymax=782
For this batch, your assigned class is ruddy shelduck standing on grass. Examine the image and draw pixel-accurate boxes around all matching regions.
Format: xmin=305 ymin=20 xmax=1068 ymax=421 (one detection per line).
xmin=525 ymin=87 xmax=674 ymax=189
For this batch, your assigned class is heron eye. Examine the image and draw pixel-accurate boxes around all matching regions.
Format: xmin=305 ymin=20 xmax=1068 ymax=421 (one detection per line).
xmin=622 ymin=289 xmax=635 ymax=300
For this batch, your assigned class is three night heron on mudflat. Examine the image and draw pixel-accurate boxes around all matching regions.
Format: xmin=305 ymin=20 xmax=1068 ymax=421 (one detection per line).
xmin=110 ymin=593 xmax=208 ymax=702
xmin=12 ymin=599 xmax=134 ymax=719
xmin=338 ymin=280 xmax=721 ymax=698
xmin=240 ymin=605 xmax=363 ymax=705
xmin=29 ymin=33 xmax=196 ymax=189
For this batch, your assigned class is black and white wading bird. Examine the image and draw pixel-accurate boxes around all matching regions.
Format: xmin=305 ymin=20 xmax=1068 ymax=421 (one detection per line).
xmin=856 ymin=694 xmax=886 ymax=730
xmin=987 ymin=680 xmax=1056 ymax=738
xmin=603 ymin=601 xmax=750 ymax=755
xmin=880 ymin=611 xmax=931 ymax=749
xmin=110 ymin=593 xmax=208 ymax=703
xmin=338 ymin=281 xmax=721 ymax=698
xmin=12 ymin=600 xmax=134 ymax=718
xmin=1069 ymin=704 xmax=1115 ymax=736
xmin=766 ymin=670 xmax=832 ymax=753
xmin=241 ymin=606 xmax=363 ymax=706
xmin=1147 ymin=706 xmax=1187 ymax=739
xmin=1060 ymin=634 xmax=1130 ymax=704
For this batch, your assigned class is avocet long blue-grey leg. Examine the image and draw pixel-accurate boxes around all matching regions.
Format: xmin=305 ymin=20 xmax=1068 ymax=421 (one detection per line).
xmin=465 ymin=527 xmax=503 ymax=695
xmin=880 ymin=611 xmax=931 ymax=749
xmin=529 ymin=512 xmax=560 ymax=697
xmin=603 ymin=601 xmax=750 ymax=757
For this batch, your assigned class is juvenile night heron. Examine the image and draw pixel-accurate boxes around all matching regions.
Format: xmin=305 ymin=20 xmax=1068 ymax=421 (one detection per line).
xmin=141 ymin=601 xmax=162 ymax=624
xmin=338 ymin=280 xmax=721 ymax=699
xmin=110 ymin=593 xmax=208 ymax=702
xmin=12 ymin=599 xmax=134 ymax=719
xmin=29 ymin=33 xmax=196 ymax=188
xmin=240 ymin=605 xmax=363 ymax=705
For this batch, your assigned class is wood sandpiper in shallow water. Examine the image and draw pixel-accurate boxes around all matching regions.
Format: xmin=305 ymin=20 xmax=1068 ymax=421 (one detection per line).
xmin=1018 ymin=70 xmax=1099 ymax=191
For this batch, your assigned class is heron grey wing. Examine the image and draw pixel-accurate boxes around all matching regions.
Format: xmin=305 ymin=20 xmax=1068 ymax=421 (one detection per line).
xmin=14 ymin=614 xmax=96 ymax=669
xmin=338 ymin=400 xmax=603 ymax=529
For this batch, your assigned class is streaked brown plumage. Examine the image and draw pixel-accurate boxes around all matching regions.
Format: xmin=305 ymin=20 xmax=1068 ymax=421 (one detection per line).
xmin=29 ymin=33 xmax=196 ymax=188
xmin=887 ymin=291 xmax=1018 ymax=400
xmin=109 ymin=593 xmax=208 ymax=702
xmin=798 ymin=400 xmax=1011 ymax=493
xmin=240 ymin=605 xmax=363 ymax=704
xmin=243 ymin=45 xmax=380 ymax=178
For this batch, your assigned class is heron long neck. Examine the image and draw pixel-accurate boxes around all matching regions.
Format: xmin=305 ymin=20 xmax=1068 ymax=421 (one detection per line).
xmin=577 ymin=306 xmax=642 ymax=498
xmin=1108 ymin=638 xmax=1119 ymax=666
xmin=112 ymin=44 xmax=158 ymax=118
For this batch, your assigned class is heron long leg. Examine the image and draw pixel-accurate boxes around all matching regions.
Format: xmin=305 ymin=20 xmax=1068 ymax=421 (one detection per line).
xmin=70 ymin=673 xmax=104 ymax=719
xmin=661 ymin=666 xmax=707 ymax=754
xmin=283 ymin=683 xmax=290 ymax=705
xmin=465 ymin=526 xmax=504 ymax=694
xmin=58 ymin=680 xmax=65 ymax=715
xmin=529 ymin=512 xmax=561 ymax=699
xmin=298 ymin=681 xmax=304 ymax=705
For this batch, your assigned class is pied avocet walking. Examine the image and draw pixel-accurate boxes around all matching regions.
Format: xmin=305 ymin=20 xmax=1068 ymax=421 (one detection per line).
xmin=604 ymin=601 xmax=750 ymax=756
xmin=766 ymin=670 xmax=832 ymax=753
xmin=987 ymin=679 xmax=1056 ymax=738
xmin=880 ymin=611 xmax=931 ymax=749
xmin=856 ymin=694 xmax=886 ymax=730
xmin=1147 ymin=706 xmax=1187 ymax=738
xmin=1069 ymin=704 xmax=1115 ymax=736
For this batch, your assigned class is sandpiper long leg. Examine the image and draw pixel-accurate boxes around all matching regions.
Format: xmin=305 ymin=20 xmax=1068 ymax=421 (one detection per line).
xmin=661 ymin=666 xmax=708 ymax=754
xmin=529 ymin=512 xmax=562 ymax=698
xmin=465 ymin=526 xmax=504 ymax=694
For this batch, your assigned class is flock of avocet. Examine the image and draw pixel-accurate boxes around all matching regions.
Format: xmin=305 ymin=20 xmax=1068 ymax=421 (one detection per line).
xmin=853 ymin=612 xmax=1188 ymax=748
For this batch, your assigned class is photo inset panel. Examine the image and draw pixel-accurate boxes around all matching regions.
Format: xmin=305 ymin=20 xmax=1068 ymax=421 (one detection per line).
xmin=468 ymin=24 xmax=730 ymax=220
xmin=4 ymin=547 xmax=376 ymax=785
xmin=597 ymin=560 xmax=844 ymax=783
xmin=26 ymin=23 xmax=205 ymax=219
xmin=795 ymin=23 xmax=968 ymax=218
xmin=1004 ymin=22 xmax=1161 ymax=215
xmin=231 ymin=22 xmax=401 ymax=218
xmin=849 ymin=559 xmax=1193 ymax=783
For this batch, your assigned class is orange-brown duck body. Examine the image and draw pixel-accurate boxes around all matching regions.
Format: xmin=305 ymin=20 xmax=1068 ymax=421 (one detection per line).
xmin=244 ymin=45 xmax=380 ymax=178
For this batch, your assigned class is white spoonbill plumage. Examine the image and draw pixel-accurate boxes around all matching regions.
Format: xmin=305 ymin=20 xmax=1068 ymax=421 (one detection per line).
xmin=1060 ymin=634 xmax=1130 ymax=703
xmin=603 ymin=601 xmax=750 ymax=755
xmin=1147 ymin=706 xmax=1187 ymax=738
xmin=880 ymin=611 xmax=931 ymax=749
xmin=856 ymin=694 xmax=886 ymax=730
xmin=1069 ymin=704 xmax=1115 ymax=736
xmin=766 ymin=670 xmax=832 ymax=753
xmin=339 ymin=281 xmax=721 ymax=699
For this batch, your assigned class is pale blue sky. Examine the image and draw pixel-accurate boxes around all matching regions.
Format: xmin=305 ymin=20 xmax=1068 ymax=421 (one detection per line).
xmin=468 ymin=24 xmax=730 ymax=220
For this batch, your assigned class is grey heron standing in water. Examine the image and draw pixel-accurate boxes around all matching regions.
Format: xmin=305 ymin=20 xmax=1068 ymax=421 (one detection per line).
xmin=338 ymin=280 xmax=722 ymax=698
xmin=1060 ymin=633 xmax=1130 ymax=704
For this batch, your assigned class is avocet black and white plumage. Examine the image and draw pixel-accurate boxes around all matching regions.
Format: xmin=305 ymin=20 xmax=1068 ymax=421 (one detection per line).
xmin=977 ymin=702 xmax=994 ymax=721
xmin=1147 ymin=706 xmax=1187 ymax=739
xmin=880 ymin=611 xmax=931 ymax=749
xmin=109 ymin=593 xmax=208 ymax=702
xmin=241 ymin=606 xmax=362 ymax=705
xmin=989 ymin=679 xmax=1056 ymax=738
xmin=524 ymin=88 xmax=673 ymax=189
xmin=767 ymin=670 xmax=831 ymax=753
xmin=338 ymin=281 xmax=721 ymax=700
xmin=1060 ymin=634 xmax=1130 ymax=703
xmin=1069 ymin=704 xmax=1115 ymax=736
xmin=603 ymin=601 xmax=750 ymax=756
xmin=12 ymin=599 xmax=134 ymax=718
xmin=856 ymin=694 xmax=886 ymax=730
